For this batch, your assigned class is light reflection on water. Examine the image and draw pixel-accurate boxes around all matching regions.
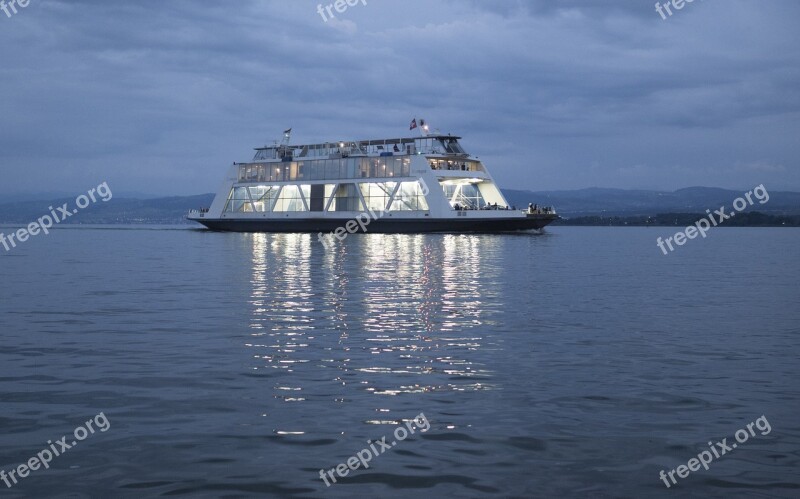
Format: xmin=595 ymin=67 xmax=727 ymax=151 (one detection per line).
xmin=244 ymin=234 xmax=501 ymax=435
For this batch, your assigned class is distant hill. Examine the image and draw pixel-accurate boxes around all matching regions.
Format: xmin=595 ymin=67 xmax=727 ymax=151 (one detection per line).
xmin=0 ymin=187 xmax=798 ymax=226
xmin=0 ymin=194 xmax=214 ymax=225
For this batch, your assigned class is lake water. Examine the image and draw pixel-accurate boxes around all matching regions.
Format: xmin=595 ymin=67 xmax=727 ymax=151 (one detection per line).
xmin=0 ymin=226 xmax=798 ymax=498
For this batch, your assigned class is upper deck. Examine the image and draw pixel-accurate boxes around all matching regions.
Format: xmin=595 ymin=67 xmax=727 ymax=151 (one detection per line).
xmin=235 ymin=134 xmax=487 ymax=184
xmin=252 ymin=134 xmax=469 ymax=162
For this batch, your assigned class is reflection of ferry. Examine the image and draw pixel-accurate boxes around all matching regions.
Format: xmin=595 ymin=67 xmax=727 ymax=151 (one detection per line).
xmin=188 ymin=129 xmax=557 ymax=232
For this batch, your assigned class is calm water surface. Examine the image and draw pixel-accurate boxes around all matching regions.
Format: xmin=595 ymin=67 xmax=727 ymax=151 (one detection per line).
xmin=0 ymin=226 xmax=798 ymax=498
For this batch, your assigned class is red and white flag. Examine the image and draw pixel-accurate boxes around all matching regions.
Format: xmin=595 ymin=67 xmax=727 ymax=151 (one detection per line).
xmin=409 ymin=118 xmax=417 ymax=130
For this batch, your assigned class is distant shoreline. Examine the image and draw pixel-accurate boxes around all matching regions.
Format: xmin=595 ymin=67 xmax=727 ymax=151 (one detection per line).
xmin=555 ymin=212 xmax=800 ymax=227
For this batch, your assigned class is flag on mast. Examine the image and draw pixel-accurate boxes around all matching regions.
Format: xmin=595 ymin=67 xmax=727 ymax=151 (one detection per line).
xmin=409 ymin=118 xmax=417 ymax=130
xmin=418 ymin=118 xmax=429 ymax=136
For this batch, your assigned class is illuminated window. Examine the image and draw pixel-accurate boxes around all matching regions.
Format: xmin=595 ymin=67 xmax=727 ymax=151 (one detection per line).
xmin=329 ymin=183 xmax=364 ymax=212
xmin=273 ymin=185 xmax=309 ymax=212
xmin=248 ymin=186 xmax=280 ymax=212
xmin=390 ymin=181 xmax=429 ymax=211
xmin=224 ymin=187 xmax=254 ymax=213
xmin=443 ymin=183 xmax=486 ymax=209
xmin=359 ymin=182 xmax=396 ymax=211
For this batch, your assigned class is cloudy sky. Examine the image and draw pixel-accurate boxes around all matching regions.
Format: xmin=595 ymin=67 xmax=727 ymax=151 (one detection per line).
xmin=1 ymin=0 xmax=798 ymax=197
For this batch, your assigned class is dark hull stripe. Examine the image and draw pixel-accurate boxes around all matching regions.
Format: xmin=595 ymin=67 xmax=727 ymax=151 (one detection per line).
xmin=191 ymin=216 xmax=558 ymax=233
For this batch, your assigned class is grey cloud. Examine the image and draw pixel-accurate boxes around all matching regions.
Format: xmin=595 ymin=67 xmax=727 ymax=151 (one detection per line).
xmin=0 ymin=0 xmax=798 ymax=196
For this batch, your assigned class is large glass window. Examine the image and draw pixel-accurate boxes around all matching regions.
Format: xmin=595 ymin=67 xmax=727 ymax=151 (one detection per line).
xmin=265 ymin=164 xmax=283 ymax=182
xmin=248 ymin=186 xmax=280 ymax=212
xmin=391 ymin=158 xmax=401 ymax=177
xmin=386 ymin=157 xmax=411 ymax=177
xmin=341 ymin=158 xmax=359 ymax=179
xmin=390 ymin=181 xmax=429 ymax=211
xmin=324 ymin=159 xmax=338 ymax=180
xmin=239 ymin=164 xmax=261 ymax=182
xmin=324 ymin=184 xmax=337 ymax=209
xmin=305 ymin=161 xmax=323 ymax=180
xmin=358 ymin=158 xmax=370 ymax=178
xmin=273 ymin=185 xmax=309 ymax=212
xmin=289 ymin=162 xmax=299 ymax=181
xmin=368 ymin=158 xmax=383 ymax=178
xmin=443 ymin=183 xmax=486 ymax=209
xmin=359 ymin=182 xmax=396 ymax=211
xmin=329 ymin=183 xmax=363 ymax=212
xmin=224 ymin=186 xmax=254 ymax=213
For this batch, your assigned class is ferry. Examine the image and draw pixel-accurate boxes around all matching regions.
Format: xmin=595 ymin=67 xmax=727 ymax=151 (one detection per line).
xmin=188 ymin=129 xmax=557 ymax=233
